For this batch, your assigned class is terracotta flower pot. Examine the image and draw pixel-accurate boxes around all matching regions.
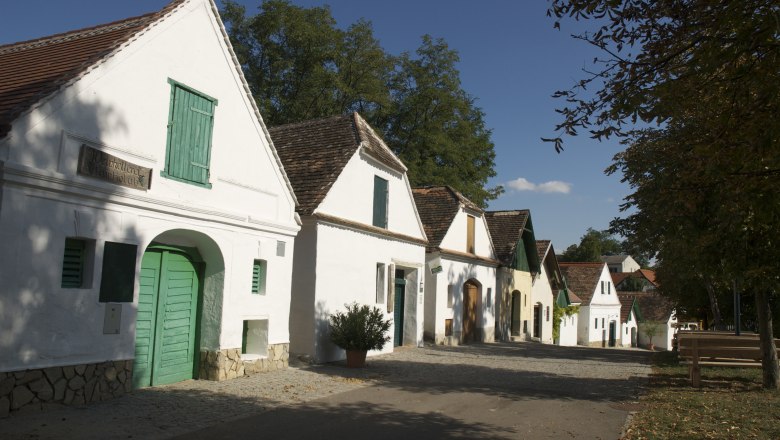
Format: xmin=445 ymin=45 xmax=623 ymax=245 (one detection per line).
xmin=346 ymin=350 xmax=367 ymax=368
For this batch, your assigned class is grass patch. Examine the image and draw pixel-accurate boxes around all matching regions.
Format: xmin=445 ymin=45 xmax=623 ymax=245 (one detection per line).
xmin=623 ymin=351 xmax=780 ymax=439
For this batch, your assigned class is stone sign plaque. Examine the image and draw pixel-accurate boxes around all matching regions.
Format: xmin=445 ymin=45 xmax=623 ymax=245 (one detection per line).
xmin=77 ymin=145 xmax=152 ymax=190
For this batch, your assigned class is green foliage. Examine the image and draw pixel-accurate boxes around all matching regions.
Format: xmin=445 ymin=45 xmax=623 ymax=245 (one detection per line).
xmin=548 ymin=0 xmax=779 ymax=387
xmin=640 ymin=321 xmax=661 ymax=346
xmin=221 ymin=1 xmax=501 ymax=206
xmin=560 ymin=228 xmax=621 ymax=262
xmin=552 ymin=303 xmax=580 ymax=341
xmin=328 ymin=302 xmax=391 ymax=351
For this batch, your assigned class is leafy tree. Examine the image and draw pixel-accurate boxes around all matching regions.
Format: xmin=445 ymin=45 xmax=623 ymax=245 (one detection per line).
xmin=548 ymin=1 xmax=780 ymax=388
xmin=221 ymin=1 xmax=501 ymax=206
xmin=560 ymin=228 xmax=622 ymax=262
xmin=221 ymin=0 xmax=392 ymax=126
xmin=384 ymin=36 xmax=501 ymax=206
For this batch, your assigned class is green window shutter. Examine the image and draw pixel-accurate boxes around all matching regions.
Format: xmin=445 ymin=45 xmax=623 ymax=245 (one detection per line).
xmin=164 ymin=81 xmax=216 ymax=187
xmin=252 ymin=260 xmax=267 ymax=295
xmin=99 ymin=242 xmax=138 ymax=302
xmin=61 ymin=239 xmax=85 ymax=288
xmin=373 ymin=176 xmax=388 ymax=228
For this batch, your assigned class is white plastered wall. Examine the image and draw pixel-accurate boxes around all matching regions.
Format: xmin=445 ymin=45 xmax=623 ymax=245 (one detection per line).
xmin=309 ymin=223 xmax=425 ymax=363
xmin=425 ymin=255 xmax=497 ymax=344
xmin=0 ymin=0 xmax=299 ymax=372
xmin=577 ymin=266 xmax=622 ymax=346
xmin=530 ymin=270 xmax=554 ymax=344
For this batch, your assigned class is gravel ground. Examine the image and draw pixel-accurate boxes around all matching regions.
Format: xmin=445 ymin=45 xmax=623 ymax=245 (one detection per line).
xmin=0 ymin=342 xmax=651 ymax=439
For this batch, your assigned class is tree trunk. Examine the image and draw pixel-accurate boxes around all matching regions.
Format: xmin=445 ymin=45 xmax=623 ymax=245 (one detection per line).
xmin=705 ymin=282 xmax=724 ymax=330
xmin=754 ymin=290 xmax=779 ymax=389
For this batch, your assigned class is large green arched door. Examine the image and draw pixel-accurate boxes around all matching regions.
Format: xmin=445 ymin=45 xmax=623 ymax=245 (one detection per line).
xmin=133 ymin=248 xmax=200 ymax=388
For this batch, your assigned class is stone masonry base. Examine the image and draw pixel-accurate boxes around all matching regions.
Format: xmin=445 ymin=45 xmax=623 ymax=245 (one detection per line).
xmin=198 ymin=343 xmax=289 ymax=381
xmin=1 ymin=344 xmax=290 ymax=417
xmin=0 ymin=360 xmax=133 ymax=418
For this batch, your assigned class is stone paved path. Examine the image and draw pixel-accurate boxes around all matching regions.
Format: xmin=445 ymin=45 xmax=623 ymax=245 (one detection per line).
xmin=0 ymin=342 xmax=651 ymax=439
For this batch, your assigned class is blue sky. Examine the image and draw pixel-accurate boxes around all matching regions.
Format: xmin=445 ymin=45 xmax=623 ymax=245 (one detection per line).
xmin=1 ymin=0 xmax=629 ymax=251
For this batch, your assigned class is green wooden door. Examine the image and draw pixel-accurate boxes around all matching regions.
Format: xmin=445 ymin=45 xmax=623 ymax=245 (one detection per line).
xmin=393 ymin=278 xmax=405 ymax=347
xmin=133 ymin=249 xmax=200 ymax=388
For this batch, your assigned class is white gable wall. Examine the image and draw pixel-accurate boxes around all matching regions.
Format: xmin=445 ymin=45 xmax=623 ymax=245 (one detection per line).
xmin=316 ymin=150 xmax=425 ymax=240
xmin=0 ymin=0 xmax=298 ymax=374
xmin=621 ymin=309 xmax=639 ymax=347
xmin=439 ymin=208 xmax=494 ymax=258
xmin=289 ymin=140 xmax=426 ymax=363
xmin=577 ymin=265 xmax=622 ymax=346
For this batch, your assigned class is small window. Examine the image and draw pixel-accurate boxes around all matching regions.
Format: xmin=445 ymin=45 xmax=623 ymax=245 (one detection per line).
xmin=61 ymin=238 xmax=94 ymax=288
xmin=600 ymin=281 xmax=605 ymax=294
xmin=163 ymin=80 xmax=217 ymax=187
xmin=594 ymin=318 xmax=598 ymax=329
xmin=546 ymin=306 xmax=550 ymax=322
xmin=625 ymin=327 xmax=628 ymax=335
xmin=445 ymin=319 xmax=453 ymax=336
xmin=376 ymin=263 xmax=386 ymax=303
xmin=99 ymin=242 xmax=138 ymax=302
xmin=372 ymin=176 xmax=388 ymax=228
xmin=447 ymin=285 xmax=454 ymax=308
xmin=276 ymin=241 xmax=286 ymax=257
xmin=252 ymin=260 xmax=267 ymax=295
xmin=486 ymin=287 xmax=492 ymax=305
xmin=242 ymin=319 xmax=268 ymax=359
xmin=608 ymin=282 xmax=611 ymax=295
xmin=466 ymin=215 xmax=475 ymax=254
xmin=602 ymin=318 xmax=605 ymax=328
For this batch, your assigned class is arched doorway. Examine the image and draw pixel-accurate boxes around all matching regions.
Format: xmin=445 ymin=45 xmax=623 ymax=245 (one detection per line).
xmin=631 ymin=327 xmax=637 ymax=347
xmin=462 ymin=280 xmax=480 ymax=343
xmin=510 ymin=291 xmax=521 ymax=336
xmin=608 ymin=321 xmax=617 ymax=347
xmin=133 ymin=229 xmax=224 ymax=388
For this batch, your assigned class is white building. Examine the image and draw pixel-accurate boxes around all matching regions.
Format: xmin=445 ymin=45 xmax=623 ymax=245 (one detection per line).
xmin=601 ymin=254 xmax=640 ymax=273
xmin=270 ymin=113 xmax=427 ymax=363
xmin=485 ymin=210 xmax=540 ymax=342
xmin=0 ymin=0 xmax=299 ymax=412
xmin=413 ymin=186 xmax=498 ymax=345
xmin=559 ymin=263 xmax=622 ymax=347
xmin=534 ymin=240 xmax=579 ymax=345
xmin=618 ymin=294 xmax=641 ymax=347
xmin=634 ymin=293 xmax=677 ymax=351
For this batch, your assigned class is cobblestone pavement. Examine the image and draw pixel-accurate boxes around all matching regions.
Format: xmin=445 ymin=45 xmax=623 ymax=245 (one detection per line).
xmin=0 ymin=342 xmax=652 ymax=439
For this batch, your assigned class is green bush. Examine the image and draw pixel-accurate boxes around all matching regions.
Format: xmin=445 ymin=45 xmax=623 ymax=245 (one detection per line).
xmin=329 ymin=302 xmax=392 ymax=351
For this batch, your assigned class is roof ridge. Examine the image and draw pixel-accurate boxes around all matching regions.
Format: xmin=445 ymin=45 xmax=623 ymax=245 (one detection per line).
xmin=269 ymin=113 xmax=352 ymax=131
xmin=0 ymin=14 xmax=156 ymax=54
xmin=485 ymin=209 xmax=530 ymax=216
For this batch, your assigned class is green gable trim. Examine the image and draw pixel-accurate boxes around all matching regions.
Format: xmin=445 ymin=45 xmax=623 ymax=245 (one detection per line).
xmin=514 ymin=237 xmax=530 ymax=272
xmin=555 ymin=289 xmax=570 ymax=308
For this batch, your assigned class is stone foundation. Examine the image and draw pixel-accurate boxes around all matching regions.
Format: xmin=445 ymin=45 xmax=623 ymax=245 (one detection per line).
xmin=199 ymin=343 xmax=289 ymax=380
xmin=0 ymin=360 xmax=133 ymax=418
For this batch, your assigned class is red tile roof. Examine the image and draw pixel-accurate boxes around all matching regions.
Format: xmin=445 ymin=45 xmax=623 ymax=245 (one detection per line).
xmin=617 ymin=293 xmax=637 ymax=323
xmin=269 ymin=113 xmax=405 ymax=216
xmin=558 ymin=262 xmax=606 ymax=305
xmin=412 ymin=185 xmax=482 ymax=250
xmin=0 ymin=0 xmax=186 ymax=138
xmin=611 ymin=272 xmax=633 ymax=286
xmin=484 ymin=210 xmax=529 ymax=266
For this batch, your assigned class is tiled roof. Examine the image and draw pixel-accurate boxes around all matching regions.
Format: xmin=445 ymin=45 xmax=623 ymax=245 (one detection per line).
xmin=601 ymin=254 xmax=631 ymax=264
xmin=617 ymin=293 xmax=637 ymax=323
xmin=0 ymin=0 xmax=186 ymax=138
xmin=558 ymin=262 xmax=606 ymax=305
xmin=536 ymin=240 xmax=551 ymax=261
xmin=484 ymin=210 xmax=529 ymax=266
xmin=269 ymin=112 xmax=405 ymax=216
xmin=638 ymin=269 xmax=657 ymax=286
xmin=567 ymin=290 xmax=583 ymax=304
xmin=611 ymin=272 xmax=633 ymax=286
xmin=412 ymin=185 xmax=482 ymax=250
xmin=635 ymin=293 xmax=674 ymax=322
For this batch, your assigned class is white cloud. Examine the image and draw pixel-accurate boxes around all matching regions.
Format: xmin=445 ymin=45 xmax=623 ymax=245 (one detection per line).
xmin=506 ymin=177 xmax=571 ymax=194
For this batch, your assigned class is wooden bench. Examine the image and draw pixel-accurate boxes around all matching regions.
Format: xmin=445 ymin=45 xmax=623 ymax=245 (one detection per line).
xmin=677 ymin=332 xmax=780 ymax=387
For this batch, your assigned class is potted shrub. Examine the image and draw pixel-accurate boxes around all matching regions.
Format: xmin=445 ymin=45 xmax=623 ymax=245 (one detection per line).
xmin=329 ymin=302 xmax=391 ymax=367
